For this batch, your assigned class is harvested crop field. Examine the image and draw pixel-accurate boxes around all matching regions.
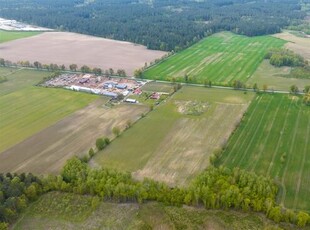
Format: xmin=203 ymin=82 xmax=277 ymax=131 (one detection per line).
xmin=0 ymin=32 xmax=167 ymax=76
xmin=0 ymin=99 xmax=149 ymax=174
xmin=93 ymin=86 xmax=254 ymax=186
xmin=273 ymin=31 xmax=310 ymax=61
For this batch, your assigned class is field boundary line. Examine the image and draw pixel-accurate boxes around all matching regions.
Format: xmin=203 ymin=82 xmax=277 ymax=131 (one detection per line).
xmin=280 ymin=107 xmax=301 ymax=206
xmin=222 ymin=96 xmax=262 ymax=165
xmin=266 ymin=100 xmax=293 ymax=176
xmin=236 ymin=95 xmax=273 ymax=168
xmin=250 ymin=96 xmax=284 ymax=172
xmin=293 ymin=116 xmax=310 ymax=209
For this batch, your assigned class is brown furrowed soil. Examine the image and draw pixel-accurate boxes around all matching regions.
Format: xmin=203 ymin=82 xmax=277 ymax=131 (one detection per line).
xmin=0 ymin=99 xmax=148 ymax=175
xmin=0 ymin=32 xmax=167 ymax=76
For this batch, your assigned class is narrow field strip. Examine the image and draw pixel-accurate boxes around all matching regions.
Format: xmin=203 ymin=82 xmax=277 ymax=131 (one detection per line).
xmin=221 ymin=96 xmax=262 ymax=165
xmin=265 ymin=100 xmax=293 ymax=176
xmin=248 ymin=96 xmax=284 ymax=172
xmin=235 ymin=97 xmax=273 ymax=167
xmin=280 ymin=108 xmax=301 ymax=206
xmin=293 ymin=116 xmax=310 ymax=209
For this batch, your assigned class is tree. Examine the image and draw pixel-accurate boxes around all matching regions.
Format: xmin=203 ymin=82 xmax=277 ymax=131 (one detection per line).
xmin=303 ymin=93 xmax=310 ymax=106
xmin=33 ymin=61 xmax=42 ymax=69
xmin=112 ymin=127 xmax=121 ymax=137
xmin=93 ymin=67 xmax=102 ymax=75
xmin=263 ymin=84 xmax=268 ymax=92
xmin=253 ymin=83 xmax=258 ymax=92
xmin=290 ymin=85 xmax=299 ymax=94
xmin=304 ymin=85 xmax=310 ymax=93
xmin=296 ymin=211 xmax=310 ymax=227
xmin=88 ymin=148 xmax=95 ymax=158
xmin=81 ymin=65 xmax=91 ymax=73
xmin=61 ymin=157 xmax=88 ymax=183
xmin=69 ymin=64 xmax=78 ymax=71
xmin=96 ymin=138 xmax=106 ymax=151
xmin=134 ymin=69 xmax=143 ymax=78
xmin=0 ymin=58 xmax=5 ymax=66
xmin=109 ymin=68 xmax=114 ymax=76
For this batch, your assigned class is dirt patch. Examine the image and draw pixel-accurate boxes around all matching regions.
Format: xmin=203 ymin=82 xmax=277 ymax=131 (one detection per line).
xmin=0 ymin=99 xmax=149 ymax=175
xmin=0 ymin=32 xmax=167 ymax=76
xmin=175 ymin=100 xmax=209 ymax=116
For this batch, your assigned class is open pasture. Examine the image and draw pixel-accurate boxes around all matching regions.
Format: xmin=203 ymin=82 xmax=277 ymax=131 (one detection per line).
xmin=93 ymin=86 xmax=253 ymax=186
xmin=0 ymin=67 xmax=51 ymax=96
xmin=218 ymin=93 xmax=310 ymax=211
xmin=0 ymin=32 xmax=167 ymax=76
xmin=0 ymin=30 xmax=40 ymax=43
xmin=246 ymin=60 xmax=310 ymax=91
xmin=143 ymin=32 xmax=285 ymax=84
xmin=0 ymin=87 xmax=97 ymax=154
xmin=0 ymin=99 xmax=148 ymax=174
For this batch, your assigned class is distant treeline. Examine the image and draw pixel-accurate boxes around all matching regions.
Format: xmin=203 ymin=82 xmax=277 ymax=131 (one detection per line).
xmin=0 ymin=0 xmax=306 ymax=51
xmin=1 ymin=157 xmax=310 ymax=229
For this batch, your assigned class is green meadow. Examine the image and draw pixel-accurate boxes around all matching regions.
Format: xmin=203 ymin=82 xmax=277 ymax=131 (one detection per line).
xmin=143 ymin=32 xmax=285 ymax=84
xmin=0 ymin=30 xmax=40 ymax=43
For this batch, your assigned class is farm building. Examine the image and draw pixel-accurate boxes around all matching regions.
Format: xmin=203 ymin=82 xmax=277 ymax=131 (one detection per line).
xmin=115 ymin=84 xmax=127 ymax=89
xmin=125 ymin=98 xmax=137 ymax=103
xmin=102 ymin=91 xmax=118 ymax=98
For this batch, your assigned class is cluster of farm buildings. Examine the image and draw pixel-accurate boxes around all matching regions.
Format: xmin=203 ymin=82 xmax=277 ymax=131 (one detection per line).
xmin=43 ymin=73 xmax=147 ymax=101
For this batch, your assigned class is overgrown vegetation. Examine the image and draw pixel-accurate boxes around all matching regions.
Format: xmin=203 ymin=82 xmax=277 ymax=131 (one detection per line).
xmin=265 ymin=48 xmax=310 ymax=79
xmin=265 ymin=48 xmax=307 ymax=67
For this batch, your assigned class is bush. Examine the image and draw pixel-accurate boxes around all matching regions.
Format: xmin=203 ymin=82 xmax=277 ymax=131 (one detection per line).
xmin=96 ymin=138 xmax=106 ymax=150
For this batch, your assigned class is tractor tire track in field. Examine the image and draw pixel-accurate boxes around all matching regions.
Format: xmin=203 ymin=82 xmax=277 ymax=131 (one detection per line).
xmin=222 ymin=95 xmax=262 ymax=165
xmin=293 ymin=116 xmax=310 ymax=209
xmin=265 ymin=99 xmax=293 ymax=176
xmin=230 ymin=96 xmax=269 ymax=165
xmin=235 ymin=95 xmax=273 ymax=168
xmin=280 ymin=107 xmax=301 ymax=206
xmin=249 ymin=96 xmax=284 ymax=172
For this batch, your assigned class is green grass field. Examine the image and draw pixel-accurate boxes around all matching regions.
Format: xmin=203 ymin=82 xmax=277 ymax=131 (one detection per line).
xmin=0 ymin=67 xmax=98 ymax=153
xmin=247 ymin=60 xmax=310 ymax=91
xmin=0 ymin=67 xmax=51 ymax=96
xmin=93 ymin=86 xmax=253 ymax=185
xmin=13 ymin=191 xmax=299 ymax=230
xmin=0 ymin=87 xmax=97 ymax=153
xmin=143 ymin=32 xmax=285 ymax=84
xmin=0 ymin=30 xmax=40 ymax=43
xmin=218 ymin=93 xmax=310 ymax=211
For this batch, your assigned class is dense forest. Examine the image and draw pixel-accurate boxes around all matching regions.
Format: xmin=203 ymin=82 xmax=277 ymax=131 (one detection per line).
xmin=0 ymin=0 xmax=306 ymax=51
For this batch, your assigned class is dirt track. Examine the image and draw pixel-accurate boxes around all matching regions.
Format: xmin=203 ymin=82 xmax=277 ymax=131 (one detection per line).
xmin=0 ymin=99 xmax=148 ymax=175
xmin=0 ymin=32 xmax=167 ymax=76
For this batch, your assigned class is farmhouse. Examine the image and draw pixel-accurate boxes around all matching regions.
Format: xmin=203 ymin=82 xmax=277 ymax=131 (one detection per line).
xmin=115 ymin=84 xmax=127 ymax=89
xmin=150 ymin=92 xmax=160 ymax=100
xmin=102 ymin=91 xmax=118 ymax=98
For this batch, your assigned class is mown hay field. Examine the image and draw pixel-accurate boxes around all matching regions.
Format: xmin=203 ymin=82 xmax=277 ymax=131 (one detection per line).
xmin=92 ymin=86 xmax=254 ymax=186
xmin=143 ymin=32 xmax=285 ymax=84
xmin=218 ymin=93 xmax=310 ymax=211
